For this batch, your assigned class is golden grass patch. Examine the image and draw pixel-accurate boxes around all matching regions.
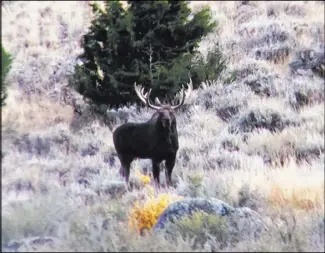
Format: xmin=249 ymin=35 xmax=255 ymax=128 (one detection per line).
xmin=128 ymin=171 xmax=183 ymax=234
xmin=2 ymin=89 xmax=74 ymax=134
xmin=268 ymin=181 xmax=324 ymax=211
xmin=128 ymin=188 xmax=184 ymax=234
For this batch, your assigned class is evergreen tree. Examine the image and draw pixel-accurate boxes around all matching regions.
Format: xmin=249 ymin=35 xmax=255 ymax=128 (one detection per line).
xmin=70 ymin=0 xmax=217 ymax=107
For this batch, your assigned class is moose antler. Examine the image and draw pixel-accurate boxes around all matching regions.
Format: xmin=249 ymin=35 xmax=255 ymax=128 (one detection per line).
xmin=134 ymin=78 xmax=193 ymax=110
xmin=134 ymin=82 xmax=161 ymax=110
xmin=171 ymin=78 xmax=193 ymax=110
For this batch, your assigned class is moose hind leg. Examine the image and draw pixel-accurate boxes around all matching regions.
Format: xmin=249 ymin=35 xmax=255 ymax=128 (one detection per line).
xmin=118 ymin=154 xmax=133 ymax=185
xmin=165 ymin=155 xmax=176 ymax=187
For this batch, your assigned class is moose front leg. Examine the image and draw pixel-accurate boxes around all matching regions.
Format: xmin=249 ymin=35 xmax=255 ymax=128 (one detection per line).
xmin=165 ymin=154 xmax=176 ymax=187
xmin=119 ymin=166 xmax=125 ymax=177
xmin=118 ymin=155 xmax=133 ymax=190
xmin=152 ymin=159 xmax=161 ymax=190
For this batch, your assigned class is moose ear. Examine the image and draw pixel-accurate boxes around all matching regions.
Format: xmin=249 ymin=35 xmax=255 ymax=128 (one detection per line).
xmin=155 ymin=97 xmax=162 ymax=106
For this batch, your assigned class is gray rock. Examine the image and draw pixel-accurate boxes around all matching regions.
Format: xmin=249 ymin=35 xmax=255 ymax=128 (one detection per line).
xmin=153 ymin=198 xmax=235 ymax=232
xmin=152 ymin=198 xmax=269 ymax=248
xmin=229 ymin=207 xmax=269 ymax=239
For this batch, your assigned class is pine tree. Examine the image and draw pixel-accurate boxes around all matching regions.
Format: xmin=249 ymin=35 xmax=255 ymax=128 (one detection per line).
xmin=70 ymin=0 xmax=217 ymax=107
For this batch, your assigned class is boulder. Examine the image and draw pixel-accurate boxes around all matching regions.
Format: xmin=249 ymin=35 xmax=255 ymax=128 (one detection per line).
xmin=153 ymin=198 xmax=268 ymax=243
xmin=153 ymin=198 xmax=233 ymax=232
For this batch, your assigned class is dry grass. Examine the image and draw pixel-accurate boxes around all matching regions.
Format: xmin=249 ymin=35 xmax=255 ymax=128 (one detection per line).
xmin=264 ymin=160 xmax=324 ymax=211
xmin=1 ymin=1 xmax=324 ymax=252
xmin=2 ymin=88 xmax=74 ymax=134
xmin=269 ymin=183 xmax=324 ymax=211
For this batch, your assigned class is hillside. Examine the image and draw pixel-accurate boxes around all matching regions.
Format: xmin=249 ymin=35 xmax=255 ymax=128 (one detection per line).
xmin=1 ymin=1 xmax=324 ymax=252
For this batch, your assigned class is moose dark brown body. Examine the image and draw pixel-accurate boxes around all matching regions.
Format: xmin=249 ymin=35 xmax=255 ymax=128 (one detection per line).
xmin=113 ymin=80 xmax=193 ymax=187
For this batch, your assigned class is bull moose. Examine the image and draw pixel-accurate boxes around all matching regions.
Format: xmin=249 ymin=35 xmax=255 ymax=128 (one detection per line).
xmin=113 ymin=79 xmax=193 ymax=188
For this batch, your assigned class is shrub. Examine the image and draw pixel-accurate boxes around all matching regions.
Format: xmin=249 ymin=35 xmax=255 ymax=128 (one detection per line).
xmin=186 ymin=173 xmax=204 ymax=198
xmin=191 ymin=43 xmax=229 ymax=84
xmin=1 ymin=44 xmax=13 ymax=107
xmin=69 ymin=1 xmax=219 ymax=108
xmin=128 ymin=173 xmax=183 ymax=234
xmin=169 ymin=211 xmax=231 ymax=250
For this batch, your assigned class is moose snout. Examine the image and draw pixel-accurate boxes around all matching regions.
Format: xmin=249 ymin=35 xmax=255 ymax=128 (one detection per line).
xmin=162 ymin=118 xmax=171 ymax=128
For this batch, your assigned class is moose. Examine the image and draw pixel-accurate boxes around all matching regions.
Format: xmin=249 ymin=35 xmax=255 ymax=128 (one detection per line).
xmin=113 ymin=79 xmax=193 ymax=188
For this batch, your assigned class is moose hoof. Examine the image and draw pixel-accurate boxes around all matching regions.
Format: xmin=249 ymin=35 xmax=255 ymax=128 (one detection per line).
xmin=119 ymin=167 xmax=125 ymax=178
xmin=153 ymin=182 xmax=162 ymax=192
xmin=126 ymin=181 xmax=133 ymax=192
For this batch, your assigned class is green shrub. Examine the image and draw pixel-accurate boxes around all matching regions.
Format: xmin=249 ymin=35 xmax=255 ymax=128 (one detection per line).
xmin=1 ymin=44 xmax=13 ymax=107
xmin=69 ymin=1 xmax=223 ymax=108
xmin=160 ymin=43 xmax=231 ymax=99
xmin=169 ymin=211 xmax=232 ymax=250
xmin=191 ymin=43 xmax=227 ymax=83
xmin=186 ymin=173 xmax=204 ymax=197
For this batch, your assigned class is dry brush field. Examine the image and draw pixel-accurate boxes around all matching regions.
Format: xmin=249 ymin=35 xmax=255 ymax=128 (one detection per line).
xmin=1 ymin=1 xmax=324 ymax=252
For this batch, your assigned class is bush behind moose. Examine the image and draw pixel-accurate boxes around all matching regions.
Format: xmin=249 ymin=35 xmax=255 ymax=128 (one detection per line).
xmin=69 ymin=1 xmax=225 ymax=108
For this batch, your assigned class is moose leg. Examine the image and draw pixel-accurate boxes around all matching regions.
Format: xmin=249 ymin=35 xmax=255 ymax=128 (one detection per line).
xmin=118 ymin=155 xmax=133 ymax=187
xmin=165 ymin=155 xmax=176 ymax=187
xmin=119 ymin=166 xmax=125 ymax=177
xmin=152 ymin=160 xmax=161 ymax=190
xmin=117 ymin=154 xmax=126 ymax=178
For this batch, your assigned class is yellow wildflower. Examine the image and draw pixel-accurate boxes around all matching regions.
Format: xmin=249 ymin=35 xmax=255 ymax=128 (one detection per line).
xmin=135 ymin=169 xmax=151 ymax=185
xmin=128 ymin=185 xmax=184 ymax=233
